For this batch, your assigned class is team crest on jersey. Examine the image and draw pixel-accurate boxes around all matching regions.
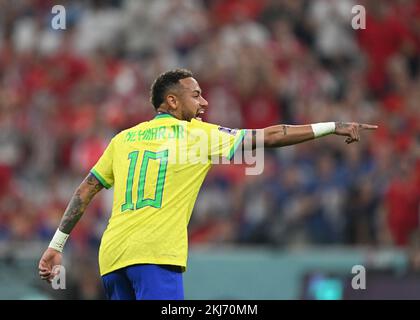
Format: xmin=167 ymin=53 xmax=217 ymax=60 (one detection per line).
xmin=218 ymin=126 xmax=237 ymax=136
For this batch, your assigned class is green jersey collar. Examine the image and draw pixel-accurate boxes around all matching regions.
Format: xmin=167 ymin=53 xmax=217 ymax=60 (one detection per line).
xmin=154 ymin=112 xmax=176 ymax=120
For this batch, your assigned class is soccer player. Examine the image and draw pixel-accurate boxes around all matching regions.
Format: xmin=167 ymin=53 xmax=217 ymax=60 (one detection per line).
xmin=38 ymin=69 xmax=377 ymax=300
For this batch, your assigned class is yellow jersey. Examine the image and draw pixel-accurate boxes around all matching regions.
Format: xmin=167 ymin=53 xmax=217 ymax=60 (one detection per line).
xmin=91 ymin=113 xmax=246 ymax=276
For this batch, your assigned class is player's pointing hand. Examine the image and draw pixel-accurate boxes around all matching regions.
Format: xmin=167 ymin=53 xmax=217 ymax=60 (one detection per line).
xmin=334 ymin=122 xmax=378 ymax=144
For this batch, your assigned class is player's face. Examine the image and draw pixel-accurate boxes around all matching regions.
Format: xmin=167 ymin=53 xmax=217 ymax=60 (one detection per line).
xmin=177 ymin=77 xmax=208 ymax=121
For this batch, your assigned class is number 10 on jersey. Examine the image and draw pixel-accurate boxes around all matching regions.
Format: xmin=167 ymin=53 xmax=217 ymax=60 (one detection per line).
xmin=122 ymin=150 xmax=168 ymax=212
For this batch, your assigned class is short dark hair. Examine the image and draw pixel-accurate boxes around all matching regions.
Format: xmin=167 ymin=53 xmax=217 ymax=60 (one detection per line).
xmin=150 ymin=68 xmax=193 ymax=109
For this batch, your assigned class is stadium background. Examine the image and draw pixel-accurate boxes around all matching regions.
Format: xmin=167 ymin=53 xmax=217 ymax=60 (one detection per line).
xmin=0 ymin=0 xmax=419 ymax=299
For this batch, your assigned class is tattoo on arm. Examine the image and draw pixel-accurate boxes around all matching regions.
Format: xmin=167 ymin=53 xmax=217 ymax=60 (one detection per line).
xmin=59 ymin=173 xmax=104 ymax=234
xmin=280 ymin=125 xmax=288 ymax=136
xmin=335 ymin=122 xmax=347 ymax=130
xmin=85 ymin=173 xmax=105 ymax=193
xmin=59 ymin=190 xmax=84 ymax=234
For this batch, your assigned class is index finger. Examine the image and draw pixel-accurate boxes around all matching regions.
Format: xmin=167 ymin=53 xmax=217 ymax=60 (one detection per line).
xmin=359 ymin=124 xmax=378 ymax=130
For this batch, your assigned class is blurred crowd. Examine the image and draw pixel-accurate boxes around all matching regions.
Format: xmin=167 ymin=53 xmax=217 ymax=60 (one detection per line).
xmin=0 ymin=0 xmax=419 ymax=298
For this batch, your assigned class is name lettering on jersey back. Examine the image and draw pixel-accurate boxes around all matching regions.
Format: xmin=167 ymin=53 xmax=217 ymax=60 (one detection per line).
xmin=125 ymin=125 xmax=184 ymax=142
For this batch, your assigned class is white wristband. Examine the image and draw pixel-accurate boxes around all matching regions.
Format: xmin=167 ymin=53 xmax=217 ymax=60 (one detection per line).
xmin=48 ymin=229 xmax=69 ymax=252
xmin=311 ymin=122 xmax=336 ymax=138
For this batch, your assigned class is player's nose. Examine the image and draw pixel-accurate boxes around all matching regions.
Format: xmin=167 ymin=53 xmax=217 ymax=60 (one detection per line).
xmin=200 ymin=96 xmax=208 ymax=107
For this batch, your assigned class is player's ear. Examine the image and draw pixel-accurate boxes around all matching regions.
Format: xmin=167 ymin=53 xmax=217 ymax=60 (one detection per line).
xmin=166 ymin=94 xmax=178 ymax=111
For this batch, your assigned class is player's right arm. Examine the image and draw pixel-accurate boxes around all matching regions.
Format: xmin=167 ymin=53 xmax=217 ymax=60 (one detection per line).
xmin=39 ymin=135 xmax=115 ymax=282
xmin=38 ymin=173 xmax=104 ymax=282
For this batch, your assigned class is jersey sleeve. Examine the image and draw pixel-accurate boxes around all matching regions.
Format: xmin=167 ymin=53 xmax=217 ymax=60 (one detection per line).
xmin=189 ymin=119 xmax=247 ymax=161
xmin=90 ymin=137 xmax=115 ymax=189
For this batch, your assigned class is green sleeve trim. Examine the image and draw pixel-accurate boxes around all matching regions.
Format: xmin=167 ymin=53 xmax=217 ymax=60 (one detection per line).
xmin=90 ymin=168 xmax=112 ymax=189
xmin=227 ymin=129 xmax=247 ymax=161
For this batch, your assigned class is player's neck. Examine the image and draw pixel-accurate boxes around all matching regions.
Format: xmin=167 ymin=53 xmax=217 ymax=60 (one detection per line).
xmin=156 ymin=109 xmax=182 ymax=120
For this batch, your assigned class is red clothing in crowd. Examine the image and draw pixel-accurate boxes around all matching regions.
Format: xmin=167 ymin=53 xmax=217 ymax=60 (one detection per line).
xmin=357 ymin=10 xmax=412 ymax=92
xmin=386 ymin=174 xmax=420 ymax=246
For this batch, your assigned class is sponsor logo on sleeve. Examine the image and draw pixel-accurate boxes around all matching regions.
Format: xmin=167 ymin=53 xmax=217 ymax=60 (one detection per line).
xmin=218 ymin=126 xmax=238 ymax=136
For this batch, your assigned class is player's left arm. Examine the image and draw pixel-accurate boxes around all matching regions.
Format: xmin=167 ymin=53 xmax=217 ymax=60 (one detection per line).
xmin=244 ymin=122 xmax=378 ymax=149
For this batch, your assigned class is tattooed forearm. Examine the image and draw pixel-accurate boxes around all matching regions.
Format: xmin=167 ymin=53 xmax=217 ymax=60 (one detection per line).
xmin=58 ymin=173 xmax=104 ymax=234
xmin=59 ymin=190 xmax=85 ymax=234
xmin=264 ymin=124 xmax=316 ymax=148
